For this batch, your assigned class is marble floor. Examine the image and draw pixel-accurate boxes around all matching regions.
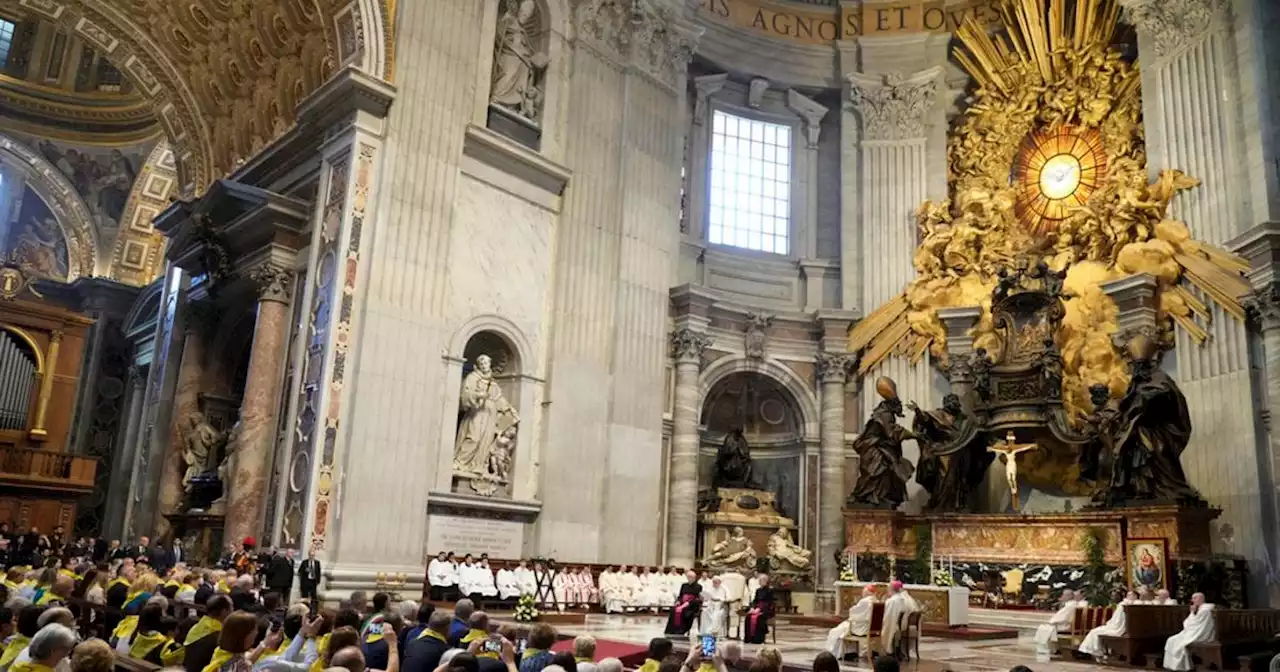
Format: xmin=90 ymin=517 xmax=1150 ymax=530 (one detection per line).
xmin=517 ymin=613 xmax=1114 ymax=672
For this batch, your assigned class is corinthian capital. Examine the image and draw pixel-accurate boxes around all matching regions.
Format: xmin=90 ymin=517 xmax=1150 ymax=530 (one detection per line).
xmin=250 ymin=264 xmax=294 ymax=304
xmin=670 ymin=327 xmax=711 ymax=364
xmin=1120 ymin=0 xmax=1226 ymax=58
xmin=815 ymin=351 xmax=855 ymax=383
xmin=1246 ymin=284 xmax=1280 ymax=330
xmin=847 ymin=68 xmax=940 ymax=142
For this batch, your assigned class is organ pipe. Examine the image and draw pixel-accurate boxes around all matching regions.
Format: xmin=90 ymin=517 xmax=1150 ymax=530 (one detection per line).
xmin=0 ymin=330 xmax=36 ymax=431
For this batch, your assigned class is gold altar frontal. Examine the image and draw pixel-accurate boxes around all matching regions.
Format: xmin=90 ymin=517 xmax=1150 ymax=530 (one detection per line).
xmin=699 ymin=487 xmax=797 ymax=568
xmin=843 ymin=505 xmax=1219 ymax=566
xmin=835 ymin=582 xmax=969 ymax=627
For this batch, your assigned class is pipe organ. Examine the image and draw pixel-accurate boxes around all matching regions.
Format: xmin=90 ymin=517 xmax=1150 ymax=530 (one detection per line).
xmin=0 ymin=265 xmax=96 ymax=534
xmin=0 ymin=330 xmax=37 ymax=431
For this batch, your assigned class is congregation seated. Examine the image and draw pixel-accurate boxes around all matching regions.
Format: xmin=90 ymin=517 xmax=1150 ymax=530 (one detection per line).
xmin=1033 ymin=590 xmax=1084 ymax=656
xmin=1164 ymin=593 xmax=1216 ymax=671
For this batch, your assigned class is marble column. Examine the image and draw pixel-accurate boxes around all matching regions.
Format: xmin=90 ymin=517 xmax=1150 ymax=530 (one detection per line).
xmin=666 ymin=327 xmax=709 ymax=568
xmin=847 ymin=67 xmax=942 ymax=510
xmin=155 ymin=298 xmax=217 ymax=538
xmin=815 ymin=351 xmax=853 ymax=589
xmin=224 ymin=264 xmax=294 ymax=547
xmin=1123 ymin=0 xmax=1265 ymax=590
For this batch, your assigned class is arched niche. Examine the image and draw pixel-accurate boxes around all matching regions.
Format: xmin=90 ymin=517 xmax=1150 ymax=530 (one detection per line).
xmin=698 ymin=369 xmax=808 ymax=523
xmin=452 ymin=329 xmax=523 ymax=498
xmin=0 ymin=132 xmax=99 ymax=280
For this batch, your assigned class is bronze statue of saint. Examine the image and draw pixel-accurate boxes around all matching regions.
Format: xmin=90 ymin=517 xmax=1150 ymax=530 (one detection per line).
xmin=713 ymin=428 xmax=756 ymax=489
xmin=1078 ymin=383 xmax=1117 ymax=484
xmin=847 ymin=377 xmax=917 ymax=509
xmin=911 ymin=394 xmax=992 ymax=512
xmin=1096 ymin=335 xmax=1203 ymax=506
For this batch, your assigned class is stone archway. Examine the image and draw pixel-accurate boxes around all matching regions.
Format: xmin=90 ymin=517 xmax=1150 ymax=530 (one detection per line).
xmin=0 ymin=132 xmax=99 ymax=279
xmin=0 ymin=0 xmax=396 ymax=194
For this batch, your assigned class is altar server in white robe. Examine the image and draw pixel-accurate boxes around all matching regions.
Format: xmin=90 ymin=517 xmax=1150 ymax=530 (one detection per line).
xmin=620 ymin=566 xmax=643 ymax=612
xmin=826 ymin=585 xmax=876 ymax=659
xmin=1034 ymin=590 xmax=1083 ymax=654
xmin=880 ymin=581 xmax=920 ymax=654
xmin=1155 ymin=589 xmax=1177 ymax=605
xmin=1163 ymin=593 xmax=1215 ymax=671
xmin=474 ymin=559 xmax=499 ymax=598
xmin=701 ymin=576 xmax=728 ymax=637
xmin=496 ymin=565 xmax=521 ymax=600
xmin=599 ymin=567 xmax=623 ymax=614
xmin=513 ymin=560 xmax=537 ymax=596
xmin=428 ymin=552 xmax=459 ymax=601
xmin=659 ymin=568 xmax=681 ymax=609
xmin=1079 ymin=591 xmax=1137 ymax=659
xmin=638 ymin=567 xmax=662 ymax=612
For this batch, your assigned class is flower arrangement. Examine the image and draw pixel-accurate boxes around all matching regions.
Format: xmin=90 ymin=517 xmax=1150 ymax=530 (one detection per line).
xmin=514 ymin=593 xmax=540 ymax=622
xmin=931 ymin=569 xmax=954 ymax=587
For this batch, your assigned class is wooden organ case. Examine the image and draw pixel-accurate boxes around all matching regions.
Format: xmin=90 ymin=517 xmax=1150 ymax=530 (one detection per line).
xmin=0 ymin=265 xmax=97 ymax=533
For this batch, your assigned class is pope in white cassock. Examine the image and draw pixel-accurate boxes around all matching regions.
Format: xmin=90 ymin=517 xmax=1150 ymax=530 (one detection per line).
xmin=1034 ymin=589 xmax=1084 ymax=655
xmin=1163 ymin=593 xmax=1216 ymax=671
xmin=1078 ymin=591 xmax=1137 ymax=659
xmin=880 ymin=581 xmax=920 ymax=654
xmin=827 ymin=584 xmax=877 ymax=659
xmin=701 ymin=576 xmax=728 ymax=637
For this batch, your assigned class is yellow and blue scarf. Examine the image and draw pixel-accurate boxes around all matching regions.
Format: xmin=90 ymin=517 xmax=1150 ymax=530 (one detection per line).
xmin=201 ymin=647 xmax=236 ymax=672
xmin=185 ymin=616 xmax=223 ymax=646
xmin=0 ymin=635 xmax=31 ymax=670
xmin=112 ymin=615 xmax=140 ymax=644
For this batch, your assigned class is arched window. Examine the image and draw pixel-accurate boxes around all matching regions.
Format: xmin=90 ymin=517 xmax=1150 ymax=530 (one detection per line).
xmin=0 ymin=327 xmax=39 ymax=430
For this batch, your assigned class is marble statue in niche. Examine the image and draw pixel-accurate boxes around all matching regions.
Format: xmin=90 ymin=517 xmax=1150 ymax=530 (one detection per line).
xmin=767 ymin=526 xmax=811 ymax=572
xmin=702 ymin=525 xmax=758 ymax=572
xmin=453 ymin=354 xmax=520 ymax=496
xmin=489 ymin=0 xmax=548 ymax=122
xmin=5 ymin=187 xmax=69 ymax=281
xmin=180 ymin=412 xmax=224 ymax=493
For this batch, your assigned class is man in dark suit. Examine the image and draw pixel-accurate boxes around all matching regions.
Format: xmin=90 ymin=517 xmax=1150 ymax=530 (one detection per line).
xmin=402 ymin=611 xmax=454 ymax=672
xmin=148 ymin=539 xmax=173 ymax=574
xmin=128 ymin=536 xmax=150 ymax=561
xmin=268 ymin=549 xmax=296 ymax=600
xmin=299 ymin=549 xmax=321 ymax=602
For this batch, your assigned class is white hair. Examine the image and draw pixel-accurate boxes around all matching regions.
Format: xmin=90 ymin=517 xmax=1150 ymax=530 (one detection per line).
xmin=398 ymin=600 xmax=419 ymax=621
xmin=598 ymin=659 xmax=624 ymax=672
xmin=37 ymin=607 xmax=73 ymax=628
xmin=29 ymin=623 xmax=77 ymax=661
xmin=235 ymin=574 xmax=254 ymax=587
xmin=439 ymin=650 xmax=461 ymax=667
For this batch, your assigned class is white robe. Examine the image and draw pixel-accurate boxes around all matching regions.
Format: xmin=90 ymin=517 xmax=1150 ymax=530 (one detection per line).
xmin=701 ymin=584 xmax=728 ymax=637
xmin=552 ymin=571 xmax=571 ymax=606
xmin=1157 ymin=598 xmax=1178 ymax=605
xmin=621 ymin=572 xmax=642 ymax=608
xmin=658 ymin=573 xmax=680 ymax=607
xmin=827 ymin=596 xmax=876 ymax=658
xmin=1079 ymin=600 xmax=1132 ymax=657
xmin=1034 ymin=600 xmax=1082 ymax=647
xmin=496 ymin=569 xmax=521 ymax=599
xmin=513 ymin=567 xmax=536 ymax=596
xmin=599 ymin=571 xmax=624 ymax=613
xmin=638 ymin=573 xmax=662 ymax=608
xmin=881 ymin=591 xmax=920 ymax=652
xmin=429 ymin=559 xmax=458 ymax=588
xmin=1163 ymin=604 xmax=1216 ymax=672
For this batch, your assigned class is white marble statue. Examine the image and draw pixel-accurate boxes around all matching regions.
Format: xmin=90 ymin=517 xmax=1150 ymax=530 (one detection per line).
xmin=490 ymin=0 xmax=548 ymax=121
xmin=767 ymin=527 xmax=812 ymax=572
xmin=453 ymin=354 xmax=520 ymax=482
xmin=702 ymin=526 xmax=758 ymax=571
xmin=181 ymin=412 xmax=223 ymax=492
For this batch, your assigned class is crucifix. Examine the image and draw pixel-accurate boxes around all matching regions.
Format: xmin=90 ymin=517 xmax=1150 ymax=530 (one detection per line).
xmin=987 ymin=431 xmax=1039 ymax=511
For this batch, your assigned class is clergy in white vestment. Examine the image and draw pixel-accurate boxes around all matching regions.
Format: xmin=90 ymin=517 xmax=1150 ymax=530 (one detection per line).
xmin=1079 ymin=591 xmax=1137 ymax=659
xmin=599 ymin=567 xmax=623 ymax=613
xmin=1163 ymin=593 xmax=1216 ymax=671
xmin=456 ymin=554 xmax=479 ymax=597
xmin=701 ymin=576 xmax=728 ymax=637
xmin=552 ymin=568 xmax=571 ymax=610
xmin=880 ymin=581 xmax=920 ymax=654
xmin=638 ymin=567 xmax=662 ymax=612
xmin=533 ymin=561 xmax=554 ymax=607
xmin=513 ymin=560 xmax=537 ymax=596
xmin=1136 ymin=586 xmax=1154 ymax=603
xmin=496 ymin=566 xmax=521 ymax=600
xmin=474 ymin=559 xmax=498 ymax=597
xmin=1034 ymin=589 xmax=1083 ymax=654
xmin=698 ymin=572 xmax=713 ymax=593
xmin=1155 ymin=589 xmax=1177 ymax=605
xmin=620 ymin=566 xmax=643 ymax=612
xmin=827 ymin=584 xmax=877 ymax=659
xmin=576 ymin=567 xmax=599 ymax=605
xmin=428 ymin=551 xmax=459 ymax=601
xmin=658 ymin=569 xmax=680 ymax=608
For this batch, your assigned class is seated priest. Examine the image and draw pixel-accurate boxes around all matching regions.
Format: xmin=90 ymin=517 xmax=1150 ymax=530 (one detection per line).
xmin=880 ymin=581 xmax=919 ymax=658
xmin=1155 ymin=588 xmax=1177 ymax=605
xmin=1033 ymin=589 xmax=1083 ymax=656
xmin=826 ymin=584 xmax=876 ymax=659
xmin=663 ymin=570 xmax=703 ymax=635
xmin=1163 ymin=593 xmax=1216 ymax=672
xmin=742 ymin=574 xmax=775 ymax=644
xmin=496 ymin=565 xmax=520 ymax=601
xmin=1079 ymin=590 xmax=1137 ymax=660
xmin=701 ymin=576 xmax=728 ymax=637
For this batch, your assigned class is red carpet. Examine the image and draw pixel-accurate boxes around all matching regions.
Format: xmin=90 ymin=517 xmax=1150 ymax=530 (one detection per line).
xmin=551 ymin=638 xmax=649 ymax=666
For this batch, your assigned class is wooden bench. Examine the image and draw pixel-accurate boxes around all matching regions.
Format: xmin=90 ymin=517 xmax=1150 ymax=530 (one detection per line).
xmin=1064 ymin=605 xmax=1115 ymax=655
xmin=1096 ymin=604 xmax=1187 ymax=667
xmin=1186 ymin=609 xmax=1280 ymax=671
